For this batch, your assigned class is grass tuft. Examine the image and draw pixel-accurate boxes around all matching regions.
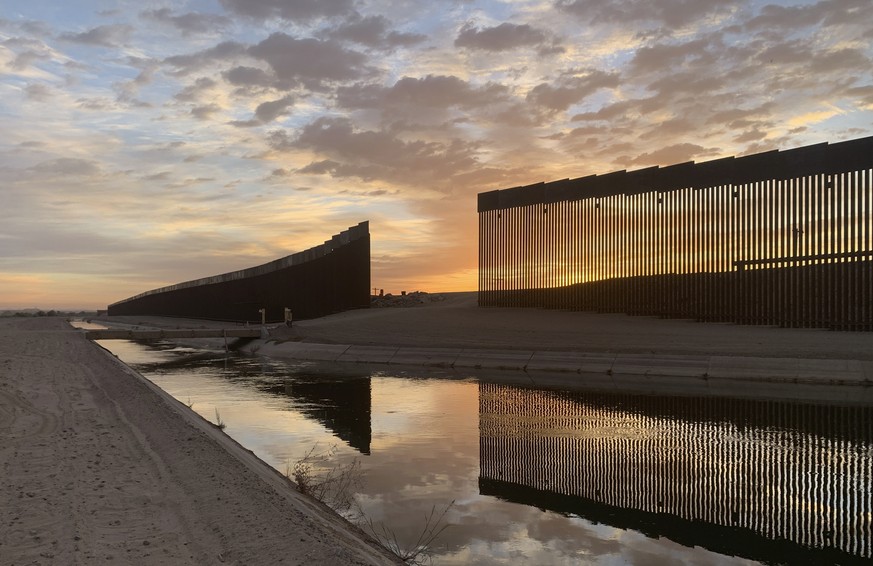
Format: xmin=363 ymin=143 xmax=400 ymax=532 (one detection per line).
xmin=362 ymin=501 xmax=455 ymax=565
xmin=214 ymin=408 xmax=226 ymax=430
xmin=288 ymin=444 xmax=453 ymax=564
xmin=286 ymin=444 xmax=362 ymax=517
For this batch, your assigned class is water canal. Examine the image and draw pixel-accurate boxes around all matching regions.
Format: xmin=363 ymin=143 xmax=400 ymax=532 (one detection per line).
xmin=85 ymin=328 xmax=872 ymax=565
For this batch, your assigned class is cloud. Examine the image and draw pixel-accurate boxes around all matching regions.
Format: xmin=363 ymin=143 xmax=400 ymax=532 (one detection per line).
xmin=571 ymin=97 xmax=656 ymax=122
xmin=526 ymin=70 xmax=620 ymax=112
xmin=638 ymin=116 xmax=696 ymax=140
xmin=455 ymin=23 xmax=562 ymax=55
xmin=142 ymin=171 xmax=172 ymax=182
xmin=629 ymin=37 xmax=714 ymax=75
xmin=163 ymin=41 xmax=247 ymax=75
xmin=2 ymin=0 xmax=873 ymax=308
xmin=223 ymin=66 xmax=275 ymax=88
xmin=786 ymin=108 xmax=843 ymax=129
xmin=733 ymin=128 xmax=768 ymax=143
xmin=141 ymin=8 xmax=232 ymax=35
xmin=270 ymin=117 xmax=481 ymax=188
xmin=75 ymin=97 xmax=114 ymax=111
xmin=248 ymin=32 xmax=369 ymax=87
xmin=231 ymin=95 xmax=297 ymax=126
xmin=30 ymin=158 xmax=102 ymax=177
xmin=174 ymin=77 xmax=219 ymax=102
xmin=254 ymin=95 xmax=296 ymax=122
xmin=218 ymin=0 xmax=354 ymax=22
xmin=24 ymin=83 xmax=53 ymax=101
xmin=60 ymin=24 xmax=133 ymax=48
xmin=327 ymin=14 xmax=426 ymax=49
xmin=3 ymin=36 xmax=56 ymax=70
xmin=622 ymin=142 xmax=717 ymax=167
xmin=220 ymin=65 xmax=298 ymax=93
xmin=9 ymin=49 xmax=49 ymax=70
xmin=807 ymin=47 xmax=870 ymax=75
xmin=705 ymin=103 xmax=775 ymax=129
xmin=114 ymin=57 xmax=160 ymax=105
xmin=0 ymin=18 xmax=52 ymax=37
xmin=846 ymin=85 xmax=873 ymax=108
xmin=191 ymin=104 xmax=222 ymax=120
xmin=555 ymin=0 xmax=736 ymax=28
xmin=337 ymin=75 xmax=508 ymax=111
xmin=744 ymin=0 xmax=873 ymax=32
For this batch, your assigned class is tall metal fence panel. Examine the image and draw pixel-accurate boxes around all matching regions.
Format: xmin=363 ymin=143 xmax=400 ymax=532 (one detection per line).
xmin=478 ymin=137 xmax=873 ymax=330
xmin=108 ymin=222 xmax=370 ymax=322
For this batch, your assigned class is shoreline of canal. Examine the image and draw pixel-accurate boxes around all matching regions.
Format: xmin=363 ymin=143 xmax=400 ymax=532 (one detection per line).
xmin=79 ymin=311 xmax=873 ymax=565
xmin=5 ymin=302 xmax=867 ymax=563
xmin=0 ymin=317 xmax=400 ymax=565
xmin=93 ymin=291 xmax=873 ymax=404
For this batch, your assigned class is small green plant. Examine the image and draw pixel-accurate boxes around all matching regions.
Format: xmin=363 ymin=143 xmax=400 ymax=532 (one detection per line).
xmin=214 ymin=408 xmax=226 ymax=430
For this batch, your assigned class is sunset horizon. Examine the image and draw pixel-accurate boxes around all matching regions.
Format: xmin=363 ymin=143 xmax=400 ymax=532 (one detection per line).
xmin=2 ymin=0 xmax=872 ymax=309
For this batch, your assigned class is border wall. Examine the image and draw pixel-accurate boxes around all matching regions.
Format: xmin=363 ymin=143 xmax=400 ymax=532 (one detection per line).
xmin=478 ymin=137 xmax=873 ymax=330
xmin=108 ymin=222 xmax=370 ymax=322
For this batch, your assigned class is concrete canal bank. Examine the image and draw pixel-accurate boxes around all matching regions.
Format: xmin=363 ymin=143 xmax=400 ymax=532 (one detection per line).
xmin=96 ymin=291 xmax=873 ymax=402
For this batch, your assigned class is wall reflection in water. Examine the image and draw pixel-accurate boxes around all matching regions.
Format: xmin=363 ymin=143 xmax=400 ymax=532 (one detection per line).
xmin=140 ymin=347 xmax=374 ymax=456
xmin=262 ymin=377 xmax=372 ymax=455
xmin=479 ymin=384 xmax=872 ymax=563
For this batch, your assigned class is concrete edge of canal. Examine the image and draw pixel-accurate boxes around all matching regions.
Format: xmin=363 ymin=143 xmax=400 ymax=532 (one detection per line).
xmin=248 ymin=337 xmax=872 ymax=384
xmin=81 ymin=314 xmax=873 ymax=404
xmin=243 ymin=336 xmax=873 ymax=406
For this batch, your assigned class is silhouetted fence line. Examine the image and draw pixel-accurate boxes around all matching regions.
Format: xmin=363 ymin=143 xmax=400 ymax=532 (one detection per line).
xmin=108 ymin=222 xmax=370 ymax=322
xmin=478 ymin=137 xmax=873 ymax=330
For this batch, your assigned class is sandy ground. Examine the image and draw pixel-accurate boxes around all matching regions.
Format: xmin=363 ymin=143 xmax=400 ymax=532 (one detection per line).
xmin=0 ymin=317 xmax=399 ymax=566
xmin=101 ymin=292 xmax=873 ymax=360
xmin=280 ymin=292 xmax=873 ymax=360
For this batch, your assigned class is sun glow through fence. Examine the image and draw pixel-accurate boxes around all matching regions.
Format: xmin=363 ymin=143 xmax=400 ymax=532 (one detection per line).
xmin=479 ymin=138 xmax=873 ymax=330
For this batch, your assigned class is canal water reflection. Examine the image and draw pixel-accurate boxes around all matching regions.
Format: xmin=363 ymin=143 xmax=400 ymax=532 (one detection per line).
xmin=97 ymin=337 xmax=872 ymax=565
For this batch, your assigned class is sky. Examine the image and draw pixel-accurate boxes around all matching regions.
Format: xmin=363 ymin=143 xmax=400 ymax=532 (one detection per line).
xmin=1 ymin=0 xmax=872 ymax=309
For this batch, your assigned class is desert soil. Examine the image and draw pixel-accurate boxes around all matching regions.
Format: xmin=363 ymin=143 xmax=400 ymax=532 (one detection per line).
xmin=280 ymin=292 xmax=873 ymax=360
xmin=0 ymin=316 xmax=399 ymax=565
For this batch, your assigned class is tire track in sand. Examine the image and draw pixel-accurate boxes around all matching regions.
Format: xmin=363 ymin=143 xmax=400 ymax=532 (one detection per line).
xmin=0 ymin=388 xmax=60 ymax=440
